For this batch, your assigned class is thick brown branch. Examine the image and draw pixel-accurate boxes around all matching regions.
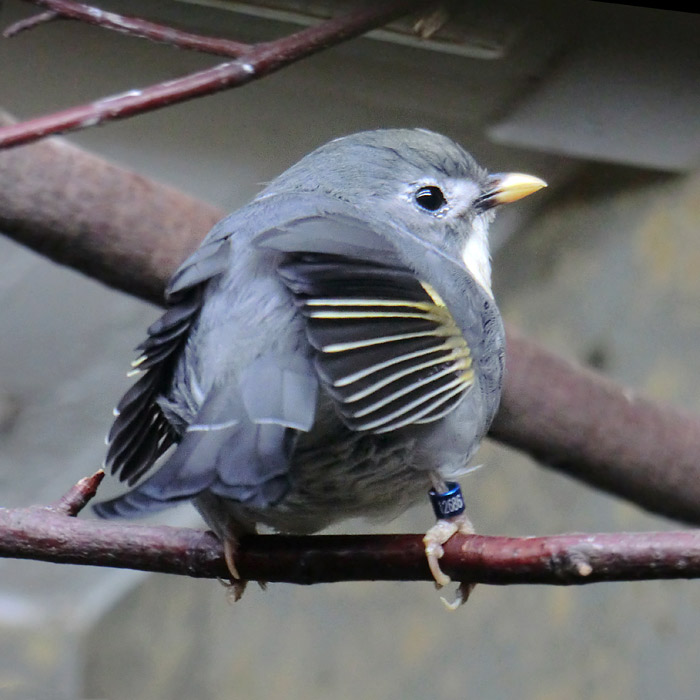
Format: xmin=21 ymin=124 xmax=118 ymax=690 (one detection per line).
xmin=15 ymin=0 xmax=251 ymax=55
xmin=0 ymin=111 xmax=220 ymax=302
xmin=0 ymin=500 xmax=698 ymax=584
xmin=0 ymin=0 xmax=433 ymax=149
xmin=491 ymin=331 xmax=700 ymax=524
xmin=2 ymin=113 xmax=700 ymax=524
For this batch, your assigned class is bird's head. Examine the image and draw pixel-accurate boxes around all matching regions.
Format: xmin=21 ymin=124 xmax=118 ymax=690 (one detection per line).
xmin=262 ymin=128 xmax=546 ymax=295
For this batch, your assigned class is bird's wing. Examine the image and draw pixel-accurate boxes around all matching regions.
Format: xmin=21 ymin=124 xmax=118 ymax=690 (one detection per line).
xmin=104 ymin=293 xmax=202 ymax=487
xmin=95 ymin=354 xmax=317 ymax=517
xmin=104 ymin=195 xmax=403 ymax=485
xmin=275 ymin=254 xmax=475 ymax=434
xmin=101 ymin=215 xmax=236 ymax=491
xmin=96 ymin=195 xmax=361 ymax=515
xmin=252 ymin=205 xmax=476 ymax=434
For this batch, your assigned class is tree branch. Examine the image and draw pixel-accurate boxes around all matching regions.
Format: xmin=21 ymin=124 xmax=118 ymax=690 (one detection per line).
xmin=0 ymin=0 xmax=433 ymax=149
xmin=0 ymin=110 xmax=220 ymax=303
xmin=2 ymin=111 xmax=700 ymax=525
xmin=491 ymin=330 xmax=700 ymax=525
xmin=47 ymin=469 xmax=104 ymax=516
xmin=2 ymin=473 xmax=699 ymax=585
xmin=9 ymin=0 xmax=251 ymax=55
xmin=3 ymin=9 xmax=60 ymax=37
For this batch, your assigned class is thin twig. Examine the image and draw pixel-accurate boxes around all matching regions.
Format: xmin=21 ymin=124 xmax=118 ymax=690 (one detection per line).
xmin=48 ymin=469 xmax=104 ymax=516
xmin=14 ymin=0 xmax=251 ymax=55
xmin=0 ymin=490 xmax=699 ymax=585
xmin=0 ymin=0 xmax=433 ymax=150
xmin=3 ymin=9 xmax=60 ymax=37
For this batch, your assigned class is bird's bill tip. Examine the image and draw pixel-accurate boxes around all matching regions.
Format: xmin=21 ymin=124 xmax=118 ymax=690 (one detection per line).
xmin=483 ymin=172 xmax=547 ymax=207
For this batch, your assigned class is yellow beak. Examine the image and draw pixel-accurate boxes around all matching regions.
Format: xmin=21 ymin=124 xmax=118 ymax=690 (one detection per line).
xmin=477 ymin=172 xmax=547 ymax=210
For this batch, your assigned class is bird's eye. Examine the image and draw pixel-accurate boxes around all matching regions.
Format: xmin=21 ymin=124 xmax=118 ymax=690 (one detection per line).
xmin=415 ymin=186 xmax=446 ymax=212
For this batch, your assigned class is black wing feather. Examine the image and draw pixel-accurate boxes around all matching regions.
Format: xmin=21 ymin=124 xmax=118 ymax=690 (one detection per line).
xmin=278 ymin=254 xmax=475 ymax=435
xmin=106 ymin=284 xmax=207 ymax=484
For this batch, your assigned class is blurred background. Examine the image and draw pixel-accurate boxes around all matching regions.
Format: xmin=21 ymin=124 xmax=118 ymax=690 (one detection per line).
xmin=0 ymin=1 xmax=699 ymax=698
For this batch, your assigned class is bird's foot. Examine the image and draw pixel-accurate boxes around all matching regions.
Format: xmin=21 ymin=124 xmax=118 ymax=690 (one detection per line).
xmin=220 ymin=535 xmax=268 ymax=602
xmin=423 ymin=479 xmax=475 ymax=609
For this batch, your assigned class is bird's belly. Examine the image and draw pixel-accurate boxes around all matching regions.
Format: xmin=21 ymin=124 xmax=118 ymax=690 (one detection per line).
xmin=235 ymin=374 xmax=486 ymax=534
xmin=237 ymin=426 xmax=430 ymax=534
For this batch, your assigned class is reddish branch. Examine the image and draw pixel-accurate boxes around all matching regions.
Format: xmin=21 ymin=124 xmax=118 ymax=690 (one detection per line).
xmin=491 ymin=331 xmax=700 ymax=525
xmin=2 ymin=472 xmax=699 ymax=585
xmin=5 ymin=0 xmax=251 ymax=54
xmin=48 ymin=469 xmax=105 ymax=516
xmin=0 ymin=0 xmax=434 ymax=149
xmin=2 ymin=9 xmax=60 ymax=37
xmin=2 ymin=111 xmax=700 ymax=526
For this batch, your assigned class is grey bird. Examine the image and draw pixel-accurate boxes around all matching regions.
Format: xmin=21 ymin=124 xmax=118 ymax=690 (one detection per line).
xmin=95 ymin=128 xmax=545 ymax=604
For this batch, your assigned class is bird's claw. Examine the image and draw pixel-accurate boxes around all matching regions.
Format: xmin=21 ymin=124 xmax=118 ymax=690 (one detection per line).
xmin=221 ymin=577 xmax=248 ymax=603
xmin=440 ymin=582 xmax=476 ymax=610
xmin=223 ymin=537 xmax=241 ymax=580
xmin=221 ymin=536 xmax=249 ymax=602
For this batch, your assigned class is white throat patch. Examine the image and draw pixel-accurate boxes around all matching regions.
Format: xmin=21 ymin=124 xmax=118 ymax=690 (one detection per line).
xmin=461 ymin=216 xmax=493 ymax=297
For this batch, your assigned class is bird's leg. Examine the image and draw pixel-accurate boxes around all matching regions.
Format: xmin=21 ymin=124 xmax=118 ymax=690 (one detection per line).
xmin=423 ymin=474 xmax=475 ymax=609
xmin=194 ymin=493 xmax=257 ymax=601
xmin=222 ymin=535 xmax=248 ymax=602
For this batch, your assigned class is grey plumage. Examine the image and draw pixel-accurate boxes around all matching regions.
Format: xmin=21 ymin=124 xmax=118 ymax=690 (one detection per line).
xmin=95 ymin=128 xmax=542 ymax=549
